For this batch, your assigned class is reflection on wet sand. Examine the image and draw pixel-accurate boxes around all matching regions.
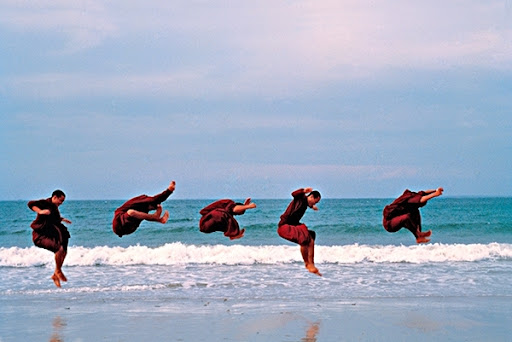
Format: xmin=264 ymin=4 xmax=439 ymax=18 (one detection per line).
xmin=302 ymin=321 xmax=320 ymax=342
xmin=49 ymin=316 xmax=66 ymax=342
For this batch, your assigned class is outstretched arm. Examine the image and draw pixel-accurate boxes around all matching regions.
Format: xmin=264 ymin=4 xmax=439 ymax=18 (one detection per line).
xmin=420 ymin=187 xmax=444 ymax=203
xmin=233 ymin=198 xmax=257 ymax=214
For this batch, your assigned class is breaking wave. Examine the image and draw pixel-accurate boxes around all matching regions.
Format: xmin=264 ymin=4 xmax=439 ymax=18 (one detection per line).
xmin=1 ymin=242 xmax=511 ymax=267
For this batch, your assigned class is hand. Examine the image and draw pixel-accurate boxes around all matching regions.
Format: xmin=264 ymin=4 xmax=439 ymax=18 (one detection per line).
xmin=311 ymin=205 xmax=319 ymax=211
xmin=304 ymin=187 xmax=313 ymax=193
xmin=39 ymin=209 xmax=51 ymax=215
xmin=62 ymin=218 xmax=72 ymax=224
xmin=244 ymin=198 xmax=257 ymax=209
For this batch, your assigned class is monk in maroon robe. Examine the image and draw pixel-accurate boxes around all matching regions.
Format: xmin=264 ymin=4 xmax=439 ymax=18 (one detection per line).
xmin=278 ymin=188 xmax=322 ymax=276
xmin=383 ymin=187 xmax=444 ymax=244
xmin=199 ymin=198 xmax=256 ymax=240
xmin=28 ymin=189 xmax=72 ymax=288
xmin=113 ymin=181 xmax=175 ymax=237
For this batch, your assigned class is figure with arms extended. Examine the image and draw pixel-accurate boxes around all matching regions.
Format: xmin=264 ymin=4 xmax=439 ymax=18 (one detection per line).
xmin=383 ymin=187 xmax=444 ymax=244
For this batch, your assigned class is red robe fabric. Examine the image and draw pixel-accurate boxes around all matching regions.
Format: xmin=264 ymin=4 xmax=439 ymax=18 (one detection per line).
xmin=112 ymin=188 xmax=173 ymax=237
xmin=382 ymin=189 xmax=427 ymax=238
xmin=28 ymin=198 xmax=70 ymax=253
xmin=277 ymin=189 xmax=316 ymax=246
xmin=198 ymin=199 xmax=243 ymax=238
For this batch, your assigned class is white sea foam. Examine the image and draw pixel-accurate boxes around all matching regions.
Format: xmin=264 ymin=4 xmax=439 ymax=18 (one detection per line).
xmin=0 ymin=242 xmax=511 ymax=267
xmin=3 ymin=283 xmax=168 ymax=296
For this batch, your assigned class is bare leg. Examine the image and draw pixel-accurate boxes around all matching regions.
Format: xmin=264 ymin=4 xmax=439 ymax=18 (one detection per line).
xmin=415 ymin=214 xmax=431 ymax=243
xmin=301 ymin=240 xmax=322 ymax=276
xmin=389 ymin=213 xmax=431 ymax=244
xmin=154 ymin=204 xmax=162 ymax=217
xmin=52 ymin=247 xmax=67 ymax=287
xmin=152 ymin=205 xmax=169 ymax=223
xmin=127 ymin=206 xmax=169 ymax=223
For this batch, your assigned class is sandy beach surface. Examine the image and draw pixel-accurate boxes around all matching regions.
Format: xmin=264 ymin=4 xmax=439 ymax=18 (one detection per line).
xmin=2 ymin=293 xmax=511 ymax=341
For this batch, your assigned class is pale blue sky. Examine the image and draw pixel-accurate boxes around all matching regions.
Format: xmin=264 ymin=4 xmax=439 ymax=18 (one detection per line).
xmin=1 ymin=1 xmax=511 ymax=200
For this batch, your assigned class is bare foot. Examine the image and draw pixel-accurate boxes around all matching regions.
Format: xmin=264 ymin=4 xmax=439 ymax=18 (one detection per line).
xmin=160 ymin=210 xmax=169 ymax=224
xmin=229 ymin=228 xmax=245 ymax=240
xmin=168 ymin=181 xmax=176 ymax=192
xmin=51 ymin=274 xmax=61 ymax=288
xmin=306 ymin=264 xmax=322 ymax=276
xmin=419 ymin=230 xmax=432 ymax=238
xmin=56 ymin=270 xmax=67 ymax=282
xmin=416 ymin=236 xmax=431 ymax=244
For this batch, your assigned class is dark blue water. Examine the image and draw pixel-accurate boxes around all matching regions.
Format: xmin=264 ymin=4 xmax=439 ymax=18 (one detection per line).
xmin=2 ymin=197 xmax=511 ymax=249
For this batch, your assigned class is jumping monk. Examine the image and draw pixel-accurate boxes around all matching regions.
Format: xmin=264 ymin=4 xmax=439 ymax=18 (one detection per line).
xmin=28 ymin=190 xmax=72 ymax=288
xmin=277 ymin=187 xmax=322 ymax=276
xmin=199 ymin=198 xmax=257 ymax=240
xmin=112 ymin=181 xmax=175 ymax=237
xmin=382 ymin=187 xmax=444 ymax=244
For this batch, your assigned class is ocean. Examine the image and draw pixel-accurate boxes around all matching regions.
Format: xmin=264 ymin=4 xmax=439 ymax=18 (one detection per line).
xmin=1 ymin=197 xmax=511 ymax=341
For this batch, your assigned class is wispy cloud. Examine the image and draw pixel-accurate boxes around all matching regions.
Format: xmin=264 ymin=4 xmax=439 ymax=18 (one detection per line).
xmin=0 ymin=0 xmax=117 ymax=53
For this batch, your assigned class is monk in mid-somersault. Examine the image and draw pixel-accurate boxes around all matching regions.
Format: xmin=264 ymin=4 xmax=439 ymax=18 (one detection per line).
xmin=277 ymin=187 xmax=322 ymax=276
xmin=382 ymin=187 xmax=444 ymax=243
xmin=112 ymin=181 xmax=175 ymax=237
xmin=199 ymin=198 xmax=257 ymax=240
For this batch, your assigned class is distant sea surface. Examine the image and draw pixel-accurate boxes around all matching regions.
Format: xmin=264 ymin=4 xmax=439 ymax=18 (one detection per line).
xmin=1 ymin=197 xmax=511 ymax=340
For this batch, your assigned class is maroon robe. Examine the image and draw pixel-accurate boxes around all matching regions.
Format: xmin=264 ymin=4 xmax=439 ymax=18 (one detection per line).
xmin=277 ymin=189 xmax=316 ymax=246
xmin=28 ymin=198 xmax=70 ymax=253
xmin=199 ymin=199 xmax=244 ymax=238
xmin=382 ymin=189 xmax=427 ymax=238
xmin=112 ymin=188 xmax=173 ymax=237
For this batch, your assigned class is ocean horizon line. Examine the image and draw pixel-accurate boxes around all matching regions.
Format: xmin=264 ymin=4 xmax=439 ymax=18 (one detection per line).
xmin=2 ymin=195 xmax=511 ymax=202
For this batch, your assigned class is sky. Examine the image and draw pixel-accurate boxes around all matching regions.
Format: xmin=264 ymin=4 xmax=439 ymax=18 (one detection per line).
xmin=1 ymin=0 xmax=511 ymax=200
